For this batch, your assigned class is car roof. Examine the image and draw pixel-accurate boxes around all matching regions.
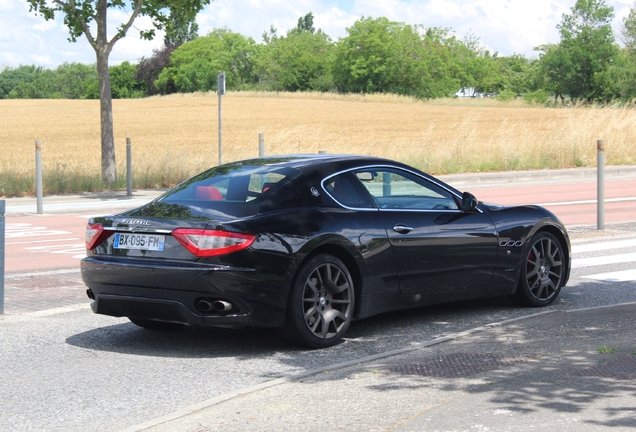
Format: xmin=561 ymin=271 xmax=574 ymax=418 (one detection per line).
xmin=237 ymin=154 xmax=394 ymax=169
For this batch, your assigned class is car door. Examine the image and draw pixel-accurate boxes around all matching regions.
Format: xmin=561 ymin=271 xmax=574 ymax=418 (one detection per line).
xmin=352 ymin=167 xmax=498 ymax=295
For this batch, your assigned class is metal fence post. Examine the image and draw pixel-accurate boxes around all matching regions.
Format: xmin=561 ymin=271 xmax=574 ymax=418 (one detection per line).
xmin=597 ymin=140 xmax=605 ymax=230
xmin=126 ymin=138 xmax=132 ymax=197
xmin=217 ymin=72 xmax=225 ymax=165
xmin=35 ymin=140 xmax=43 ymax=214
xmin=259 ymin=133 xmax=265 ymax=157
xmin=0 ymin=200 xmax=5 ymax=315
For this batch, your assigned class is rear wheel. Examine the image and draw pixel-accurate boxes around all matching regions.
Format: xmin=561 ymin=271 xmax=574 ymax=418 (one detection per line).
xmin=282 ymin=254 xmax=355 ymax=349
xmin=128 ymin=317 xmax=185 ymax=331
xmin=510 ymin=232 xmax=565 ymax=307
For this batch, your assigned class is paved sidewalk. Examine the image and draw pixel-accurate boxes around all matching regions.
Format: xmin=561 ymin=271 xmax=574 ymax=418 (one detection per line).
xmin=130 ymin=303 xmax=636 ymax=432
xmin=3 ymin=189 xmax=166 ymax=215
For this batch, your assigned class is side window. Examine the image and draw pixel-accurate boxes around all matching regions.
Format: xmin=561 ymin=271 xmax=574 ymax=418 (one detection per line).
xmin=353 ymin=169 xmax=459 ymax=210
xmin=324 ymin=172 xmax=375 ymax=209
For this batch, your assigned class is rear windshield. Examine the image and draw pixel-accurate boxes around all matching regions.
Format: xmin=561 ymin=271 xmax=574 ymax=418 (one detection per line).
xmin=157 ymin=161 xmax=301 ymax=218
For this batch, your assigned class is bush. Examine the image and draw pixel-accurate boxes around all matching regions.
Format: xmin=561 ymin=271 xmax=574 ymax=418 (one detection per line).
xmin=523 ymin=89 xmax=548 ymax=104
xmin=496 ymin=90 xmax=516 ymax=101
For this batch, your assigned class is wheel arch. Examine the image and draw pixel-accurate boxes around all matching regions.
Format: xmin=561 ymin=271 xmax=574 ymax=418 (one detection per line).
xmin=530 ymin=222 xmax=571 ymax=285
xmin=513 ymin=221 xmax=571 ymax=299
xmin=287 ymin=241 xmax=365 ymax=320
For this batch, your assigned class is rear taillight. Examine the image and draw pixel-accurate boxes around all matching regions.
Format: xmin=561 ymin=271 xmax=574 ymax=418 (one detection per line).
xmin=86 ymin=223 xmax=112 ymax=249
xmin=172 ymin=229 xmax=255 ymax=257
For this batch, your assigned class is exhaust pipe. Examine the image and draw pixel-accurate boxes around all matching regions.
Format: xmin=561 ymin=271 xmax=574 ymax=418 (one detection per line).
xmin=213 ymin=300 xmax=233 ymax=312
xmin=197 ymin=300 xmax=213 ymax=312
xmin=197 ymin=299 xmax=233 ymax=313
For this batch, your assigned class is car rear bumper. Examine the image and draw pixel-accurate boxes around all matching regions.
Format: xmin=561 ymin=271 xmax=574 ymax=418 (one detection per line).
xmin=81 ymin=256 xmax=287 ymax=327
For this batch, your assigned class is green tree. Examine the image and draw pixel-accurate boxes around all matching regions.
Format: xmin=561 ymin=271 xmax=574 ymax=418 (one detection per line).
xmin=109 ymin=61 xmax=144 ymax=98
xmin=51 ymin=62 xmax=98 ymax=98
xmin=7 ymin=66 xmax=56 ymax=98
xmin=27 ymin=0 xmax=212 ymax=188
xmin=136 ymin=45 xmax=179 ymax=95
xmin=257 ymin=16 xmax=334 ymax=92
xmin=333 ymin=17 xmax=447 ymax=96
xmin=333 ymin=18 xmax=489 ymax=98
xmin=291 ymin=12 xmax=316 ymax=34
xmin=0 ymin=65 xmax=39 ymax=98
xmin=546 ymin=0 xmax=618 ymax=101
xmin=156 ymin=29 xmax=258 ymax=93
xmin=616 ymin=4 xmax=636 ymax=99
xmin=536 ymin=43 xmax=571 ymax=103
xmin=164 ymin=8 xmax=199 ymax=46
xmin=453 ymin=33 xmax=500 ymax=93
xmin=496 ymin=54 xmax=533 ymax=93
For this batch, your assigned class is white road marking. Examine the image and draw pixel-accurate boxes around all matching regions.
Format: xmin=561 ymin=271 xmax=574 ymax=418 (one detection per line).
xmin=7 ymin=237 xmax=79 ymax=245
xmin=538 ymin=196 xmax=636 ymax=206
xmin=6 ymin=223 xmax=85 ymax=258
xmin=571 ymin=239 xmax=636 ymax=254
xmin=583 ymin=269 xmax=636 ymax=282
xmin=571 ymin=253 xmax=636 ymax=269
xmin=6 ymin=228 xmax=71 ymax=238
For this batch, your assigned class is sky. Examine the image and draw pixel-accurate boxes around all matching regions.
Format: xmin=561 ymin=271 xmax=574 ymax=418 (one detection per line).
xmin=1 ymin=0 xmax=635 ymax=69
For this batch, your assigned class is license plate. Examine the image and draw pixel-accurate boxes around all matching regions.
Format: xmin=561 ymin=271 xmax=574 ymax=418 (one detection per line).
xmin=114 ymin=233 xmax=165 ymax=251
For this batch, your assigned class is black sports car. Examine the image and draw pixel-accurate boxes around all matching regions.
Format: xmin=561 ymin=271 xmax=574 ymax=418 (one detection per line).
xmin=81 ymin=154 xmax=570 ymax=348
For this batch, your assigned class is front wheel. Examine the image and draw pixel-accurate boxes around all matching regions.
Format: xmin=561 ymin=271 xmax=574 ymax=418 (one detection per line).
xmin=510 ymin=231 xmax=566 ymax=307
xmin=282 ymin=254 xmax=355 ymax=349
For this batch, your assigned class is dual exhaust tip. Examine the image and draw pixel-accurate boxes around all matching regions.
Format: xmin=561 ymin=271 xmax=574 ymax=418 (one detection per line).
xmin=197 ymin=299 xmax=233 ymax=313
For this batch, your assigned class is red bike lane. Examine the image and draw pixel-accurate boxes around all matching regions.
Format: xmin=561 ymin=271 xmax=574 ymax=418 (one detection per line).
xmin=4 ymin=214 xmax=88 ymax=274
xmin=469 ymin=179 xmax=636 ymax=226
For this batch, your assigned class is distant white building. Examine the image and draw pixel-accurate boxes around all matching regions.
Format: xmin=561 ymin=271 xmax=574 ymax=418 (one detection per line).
xmin=456 ymin=87 xmax=477 ymax=98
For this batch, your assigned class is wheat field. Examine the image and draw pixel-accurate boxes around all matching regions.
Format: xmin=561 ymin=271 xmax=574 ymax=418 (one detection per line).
xmin=1 ymin=92 xmax=635 ymax=196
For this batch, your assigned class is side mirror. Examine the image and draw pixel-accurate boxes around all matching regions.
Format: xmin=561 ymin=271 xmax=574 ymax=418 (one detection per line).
xmin=461 ymin=192 xmax=478 ymax=211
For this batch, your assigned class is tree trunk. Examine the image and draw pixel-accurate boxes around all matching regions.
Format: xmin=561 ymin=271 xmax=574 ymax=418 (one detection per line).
xmin=94 ymin=0 xmax=116 ymax=189
xmin=96 ymin=50 xmax=117 ymax=189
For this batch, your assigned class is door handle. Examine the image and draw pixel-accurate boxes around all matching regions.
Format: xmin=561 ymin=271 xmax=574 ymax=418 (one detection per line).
xmin=393 ymin=224 xmax=413 ymax=234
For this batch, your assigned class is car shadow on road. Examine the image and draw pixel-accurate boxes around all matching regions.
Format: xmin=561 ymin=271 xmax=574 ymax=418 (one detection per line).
xmin=65 ymin=323 xmax=293 ymax=358
xmin=65 ymin=296 xmax=522 ymax=361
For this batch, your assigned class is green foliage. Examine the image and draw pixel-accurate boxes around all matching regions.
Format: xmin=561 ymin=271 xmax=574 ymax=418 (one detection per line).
xmin=597 ymin=346 xmax=616 ymax=354
xmin=540 ymin=0 xmax=618 ymax=101
xmin=164 ymin=9 xmax=199 ymax=46
xmin=9 ymin=4 xmax=636 ymax=105
xmin=109 ymin=61 xmax=144 ymax=98
xmin=156 ymin=29 xmax=258 ymax=93
xmin=333 ymin=18 xmax=463 ymax=98
xmin=136 ymin=45 xmax=178 ymax=96
xmin=496 ymin=54 xmax=544 ymax=93
xmin=496 ymin=90 xmax=516 ymax=101
xmin=332 ymin=17 xmax=421 ymax=94
xmin=258 ymin=28 xmax=334 ymax=91
xmin=0 ymin=65 xmax=37 ymax=98
xmin=291 ymin=12 xmax=316 ymax=35
xmin=51 ymin=62 xmax=97 ymax=98
xmin=523 ymin=89 xmax=548 ymax=104
xmin=0 ymin=63 xmax=97 ymax=99
xmin=455 ymin=32 xmax=501 ymax=93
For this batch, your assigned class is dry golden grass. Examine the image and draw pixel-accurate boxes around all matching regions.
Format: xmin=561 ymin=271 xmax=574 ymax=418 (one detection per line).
xmin=1 ymin=92 xmax=635 ymax=195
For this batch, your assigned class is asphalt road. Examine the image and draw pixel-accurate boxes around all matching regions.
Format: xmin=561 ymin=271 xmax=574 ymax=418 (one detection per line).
xmin=1 ymin=167 xmax=636 ymax=431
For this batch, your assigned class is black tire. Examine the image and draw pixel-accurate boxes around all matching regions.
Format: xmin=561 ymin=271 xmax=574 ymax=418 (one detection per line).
xmin=128 ymin=317 xmax=185 ymax=331
xmin=282 ymin=254 xmax=355 ymax=349
xmin=510 ymin=231 xmax=566 ymax=307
